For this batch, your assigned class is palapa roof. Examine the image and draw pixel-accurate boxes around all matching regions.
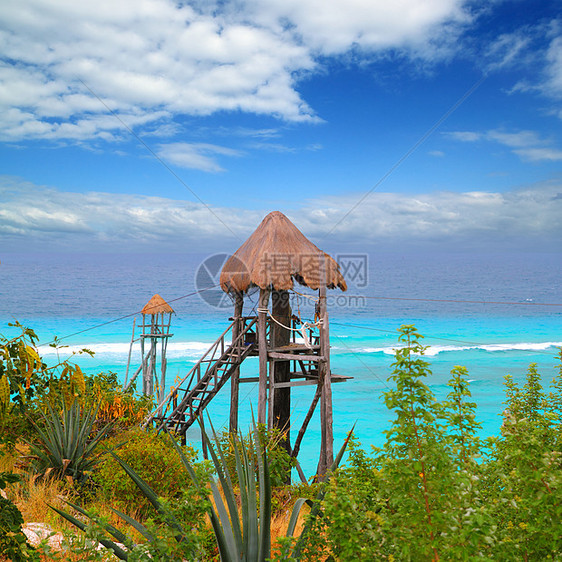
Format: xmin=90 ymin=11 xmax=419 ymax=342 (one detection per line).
xmin=141 ymin=294 xmax=174 ymax=315
xmin=220 ymin=211 xmax=347 ymax=293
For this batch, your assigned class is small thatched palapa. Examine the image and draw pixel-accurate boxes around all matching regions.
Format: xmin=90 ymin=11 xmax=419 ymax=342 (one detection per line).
xmin=220 ymin=211 xmax=347 ymax=293
xmin=141 ymin=294 xmax=174 ymax=315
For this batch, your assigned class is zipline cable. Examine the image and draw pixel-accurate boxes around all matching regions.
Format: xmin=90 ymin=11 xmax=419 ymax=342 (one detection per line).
xmin=38 ymin=284 xmax=222 ymax=346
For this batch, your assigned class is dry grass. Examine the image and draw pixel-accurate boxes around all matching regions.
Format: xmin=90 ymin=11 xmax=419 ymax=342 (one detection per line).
xmin=2 ymin=443 xmax=76 ymax=532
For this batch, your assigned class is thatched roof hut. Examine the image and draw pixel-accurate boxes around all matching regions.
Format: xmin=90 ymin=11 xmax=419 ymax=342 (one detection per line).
xmin=220 ymin=211 xmax=347 ymax=293
xmin=141 ymin=294 xmax=174 ymax=315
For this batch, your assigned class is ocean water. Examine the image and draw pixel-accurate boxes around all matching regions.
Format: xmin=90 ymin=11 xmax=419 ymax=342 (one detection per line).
xmin=1 ymin=251 xmax=561 ymax=476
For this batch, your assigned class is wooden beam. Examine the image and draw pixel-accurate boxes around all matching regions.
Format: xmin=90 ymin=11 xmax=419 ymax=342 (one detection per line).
xmin=268 ymin=360 xmax=275 ymax=428
xmin=273 ymin=380 xmax=319 ymax=389
xmin=270 ymin=344 xmax=320 ymax=352
xmin=258 ymin=288 xmax=270 ymax=425
xmin=268 ymin=352 xmax=325 ymax=362
xmin=229 ymin=292 xmax=244 ymax=433
xmin=292 ymin=383 xmax=322 ymax=461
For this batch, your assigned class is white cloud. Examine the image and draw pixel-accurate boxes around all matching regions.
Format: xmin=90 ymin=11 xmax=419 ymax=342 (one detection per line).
xmin=445 ymin=131 xmax=481 ymax=142
xmin=156 ymin=142 xmax=243 ymax=172
xmin=298 ymin=181 xmax=562 ymax=248
xmin=0 ymin=0 xmax=473 ymax=142
xmin=0 ymin=176 xmax=258 ymax=249
xmin=244 ymin=0 xmax=470 ymax=55
xmin=448 ymin=128 xmax=562 ymax=163
xmin=2 ymin=175 xmax=560 ymax=252
xmin=545 ymin=35 xmax=562 ymax=96
xmin=514 ymin=147 xmax=562 ymax=162
xmin=485 ymin=31 xmax=531 ymax=70
xmin=486 ymin=129 xmax=545 ymax=149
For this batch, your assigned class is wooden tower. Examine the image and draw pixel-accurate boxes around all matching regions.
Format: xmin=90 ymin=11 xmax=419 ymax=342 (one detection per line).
xmin=148 ymin=212 xmax=348 ymax=480
xmin=124 ymin=294 xmax=174 ymax=404
xmin=220 ymin=211 xmax=347 ymax=478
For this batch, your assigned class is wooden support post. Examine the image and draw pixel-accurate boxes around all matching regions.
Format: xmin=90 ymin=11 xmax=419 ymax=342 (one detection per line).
xmin=148 ymin=339 xmax=156 ymax=397
xmin=140 ymin=315 xmax=147 ymax=394
xmin=271 ymin=289 xmax=291 ymax=454
xmin=159 ymin=315 xmax=165 ymax=403
xmin=317 ymin=259 xmax=334 ymax=480
xmin=258 ymin=288 xmax=270 ymax=425
xmin=268 ymin=361 xmax=275 ymax=428
xmin=200 ymin=415 xmax=208 ymax=460
xmin=229 ymin=292 xmax=244 ymax=433
xmin=124 ymin=317 xmax=136 ymax=390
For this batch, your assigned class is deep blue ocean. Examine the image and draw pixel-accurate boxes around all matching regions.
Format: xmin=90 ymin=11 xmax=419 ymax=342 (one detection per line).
xmin=1 ymin=251 xmax=561 ymax=477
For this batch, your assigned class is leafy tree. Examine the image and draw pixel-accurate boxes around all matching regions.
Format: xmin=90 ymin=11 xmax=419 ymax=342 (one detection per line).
xmin=483 ymin=359 xmax=562 ymax=559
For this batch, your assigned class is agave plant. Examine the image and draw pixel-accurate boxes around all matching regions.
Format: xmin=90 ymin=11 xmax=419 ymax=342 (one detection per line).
xmin=28 ymin=399 xmax=110 ymax=483
xmin=52 ymin=418 xmax=353 ymax=561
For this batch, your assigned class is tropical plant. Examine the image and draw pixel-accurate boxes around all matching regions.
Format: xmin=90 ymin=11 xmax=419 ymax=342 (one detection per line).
xmin=202 ymin=417 xmax=273 ymax=561
xmin=285 ymin=329 xmax=562 ymax=561
xmin=0 ymin=322 xmax=95 ymax=447
xmin=27 ymin=399 xmax=110 ymax=484
xmin=274 ymin=426 xmax=354 ymax=561
xmin=89 ymin=377 xmax=153 ymax=436
xmin=0 ymin=324 xmax=47 ymax=408
xmin=53 ymin=418 xmax=352 ymax=561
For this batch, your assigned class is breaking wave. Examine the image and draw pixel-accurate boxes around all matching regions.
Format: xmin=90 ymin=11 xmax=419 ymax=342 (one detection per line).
xmin=352 ymin=341 xmax=562 ymax=356
xmin=38 ymin=341 xmax=213 ymax=360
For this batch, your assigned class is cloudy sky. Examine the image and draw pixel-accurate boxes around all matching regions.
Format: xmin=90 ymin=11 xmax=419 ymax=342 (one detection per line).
xmin=1 ymin=0 xmax=561 ymax=254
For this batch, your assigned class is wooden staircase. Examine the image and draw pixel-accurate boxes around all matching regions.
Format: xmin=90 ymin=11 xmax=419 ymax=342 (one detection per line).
xmin=146 ymin=317 xmax=258 ymax=435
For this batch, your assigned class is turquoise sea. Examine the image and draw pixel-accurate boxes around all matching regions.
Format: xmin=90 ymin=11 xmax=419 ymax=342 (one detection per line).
xmin=1 ymin=251 xmax=561 ymax=477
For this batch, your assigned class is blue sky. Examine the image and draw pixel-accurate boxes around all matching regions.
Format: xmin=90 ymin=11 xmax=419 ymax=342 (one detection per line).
xmin=1 ymin=0 xmax=561 ymax=254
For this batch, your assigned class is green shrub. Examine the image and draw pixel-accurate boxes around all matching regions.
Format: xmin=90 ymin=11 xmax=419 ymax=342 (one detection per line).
xmin=93 ymin=427 xmax=198 ymax=520
xmin=291 ymin=328 xmax=562 ymax=561
xmin=0 ymin=472 xmax=40 ymax=561
xmin=482 ymin=360 xmax=562 ymax=559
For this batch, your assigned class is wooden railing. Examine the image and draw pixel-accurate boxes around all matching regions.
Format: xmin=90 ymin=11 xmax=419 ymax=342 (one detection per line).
xmin=144 ymin=317 xmax=258 ymax=434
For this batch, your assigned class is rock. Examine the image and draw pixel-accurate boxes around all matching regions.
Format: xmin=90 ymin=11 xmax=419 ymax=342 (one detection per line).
xmin=22 ymin=522 xmax=64 ymax=548
xmin=23 ymin=521 xmax=127 ymax=554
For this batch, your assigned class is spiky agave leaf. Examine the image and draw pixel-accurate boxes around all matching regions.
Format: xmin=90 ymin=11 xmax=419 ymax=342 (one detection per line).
xmin=28 ymin=399 xmax=110 ymax=481
xmin=170 ymin=416 xmax=272 ymax=562
xmin=49 ymin=503 xmax=130 ymax=560
xmin=166 ymin=429 xmax=237 ymax=561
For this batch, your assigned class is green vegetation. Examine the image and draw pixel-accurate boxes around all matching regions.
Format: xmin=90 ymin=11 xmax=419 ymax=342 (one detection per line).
xmin=282 ymin=326 xmax=562 ymax=560
xmin=93 ymin=427 xmax=198 ymax=520
xmin=0 ymin=472 xmax=40 ymax=562
xmin=1 ymin=322 xmax=561 ymax=560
